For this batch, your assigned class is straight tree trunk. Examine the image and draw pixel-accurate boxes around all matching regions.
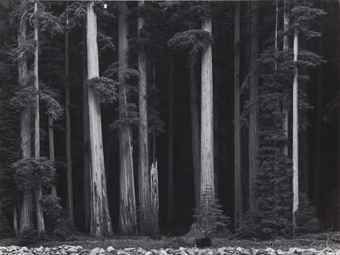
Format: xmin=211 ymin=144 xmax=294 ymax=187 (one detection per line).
xmin=335 ymin=0 xmax=340 ymax=229
xmin=82 ymin=17 xmax=90 ymax=232
xmin=190 ymin=54 xmax=201 ymax=209
xmin=200 ymin=16 xmax=215 ymax=204
xmin=150 ymin=64 xmax=159 ymax=234
xmin=18 ymin=14 xmax=33 ymax=234
xmin=233 ymin=1 xmax=242 ymax=228
xmin=48 ymin=117 xmax=56 ymax=196
xmin=65 ymin=11 xmax=74 ymax=224
xmin=167 ymin=58 xmax=174 ymax=225
xmin=292 ymin=27 xmax=299 ymax=234
xmin=283 ymin=0 xmax=289 ymax=156
xmin=86 ymin=2 xmax=112 ymax=236
xmin=248 ymin=1 xmax=259 ymax=212
xmin=33 ymin=0 xmax=45 ymax=235
xmin=137 ymin=0 xmax=152 ymax=234
xmin=118 ymin=2 xmax=137 ymax=234
xmin=150 ymin=161 xmax=159 ymax=234
xmin=314 ymin=44 xmax=322 ymax=211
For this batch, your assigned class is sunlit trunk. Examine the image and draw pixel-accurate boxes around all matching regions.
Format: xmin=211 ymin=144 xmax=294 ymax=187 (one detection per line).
xmin=292 ymin=27 xmax=299 ymax=234
xmin=86 ymin=2 xmax=112 ymax=236
xmin=137 ymin=0 xmax=152 ymax=234
xmin=200 ymin=16 xmax=215 ymax=204
xmin=18 ymin=13 xmax=33 ymax=234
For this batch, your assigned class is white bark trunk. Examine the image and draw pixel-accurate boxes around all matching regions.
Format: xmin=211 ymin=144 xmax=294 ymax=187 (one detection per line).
xmin=118 ymin=2 xmax=137 ymax=234
xmin=234 ymin=2 xmax=242 ymax=229
xmin=248 ymin=1 xmax=259 ymax=212
xmin=34 ymin=1 xmax=45 ymax=235
xmin=138 ymin=0 xmax=152 ymax=233
xmin=292 ymin=27 xmax=299 ymax=234
xmin=200 ymin=17 xmax=215 ymax=205
xmin=86 ymin=2 xmax=112 ymax=236
xmin=18 ymin=14 xmax=33 ymax=234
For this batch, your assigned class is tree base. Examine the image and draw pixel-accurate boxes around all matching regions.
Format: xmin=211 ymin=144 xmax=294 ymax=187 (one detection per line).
xmin=195 ymin=236 xmax=212 ymax=248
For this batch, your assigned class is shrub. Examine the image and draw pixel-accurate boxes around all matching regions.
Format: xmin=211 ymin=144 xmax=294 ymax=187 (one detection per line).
xmin=18 ymin=228 xmax=42 ymax=246
xmin=296 ymin=193 xmax=320 ymax=234
xmin=193 ymin=190 xmax=230 ymax=238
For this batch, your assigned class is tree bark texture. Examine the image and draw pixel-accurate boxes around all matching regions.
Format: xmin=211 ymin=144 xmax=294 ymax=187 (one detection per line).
xmin=86 ymin=2 xmax=112 ymax=236
xmin=118 ymin=2 xmax=137 ymax=234
xmin=200 ymin=17 xmax=215 ymax=205
xmin=18 ymin=13 xmax=33 ymax=234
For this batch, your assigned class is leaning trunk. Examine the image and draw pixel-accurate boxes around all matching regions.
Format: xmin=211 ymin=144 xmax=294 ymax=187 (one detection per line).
xmin=118 ymin=2 xmax=137 ymax=234
xmin=248 ymin=1 xmax=259 ymax=213
xmin=86 ymin=2 xmax=112 ymax=236
xmin=137 ymin=0 xmax=152 ymax=234
xmin=200 ymin=16 xmax=215 ymax=204
xmin=18 ymin=14 xmax=33 ymax=234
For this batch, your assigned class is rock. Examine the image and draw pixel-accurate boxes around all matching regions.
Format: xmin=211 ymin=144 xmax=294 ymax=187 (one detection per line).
xmin=90 ymin=247 xmax=104 ymax=255
xmin=107 ymin=246 xmax=115 ymax=253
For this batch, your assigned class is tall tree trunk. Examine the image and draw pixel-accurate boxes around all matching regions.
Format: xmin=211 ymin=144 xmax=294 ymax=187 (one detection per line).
xmin=150 ymin=161 xmax=159 ymax=234
xmin=65 ymin=11 xmax=74 ymax=224
xmin=150 ymin=64 xmax=159 ymax=234
xmin=248 ymin=1 xmax=259 ymax=213
xmin=48 ymin=117 xmax=56 ymax=196
xmin=34 ymin=1 xmax=45 ymax=235
xmin=200 ymin=16 xmax=215 ymax=204
xmin=314 ymin=43 xmax=322 ymax=212
xmin=233 ymin=1 xmax=242 ymax=228
xmin=118 ymin=2 xmax=137 ymax=234
xmin=292 ymin=27 xmax=299 ymax=235
xmin=18 ymin=14 xmax=33 ymax=234
xmin=167 ymin=58 xmax=174 ymax=225
xmin=283 ymin=0 xmax=289 ymax=156
xmin=86 ymin=2 xmax=112 ymax=236
xmin=82 ymin=17 xmax=90 ymax=232
xmin=137 ymin=0 xmax=152 ymax=234
xmin=189 ymin=54 xmax=201 ymax=209
xmin=335 ymin=0 xmax=340 ymax=229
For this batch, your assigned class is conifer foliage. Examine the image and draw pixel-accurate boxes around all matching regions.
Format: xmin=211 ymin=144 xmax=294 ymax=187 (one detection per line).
xmin=0 ymin=0 xmax=333 ymax=240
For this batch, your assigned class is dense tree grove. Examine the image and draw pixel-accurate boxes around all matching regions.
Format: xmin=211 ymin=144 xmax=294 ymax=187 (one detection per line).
xmin=0 ymin=0 xmax=338 ymax=241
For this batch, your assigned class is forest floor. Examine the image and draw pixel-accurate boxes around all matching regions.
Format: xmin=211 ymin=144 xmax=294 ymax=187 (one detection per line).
xmin=1 ymin=233 xmax=340 ymax=249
